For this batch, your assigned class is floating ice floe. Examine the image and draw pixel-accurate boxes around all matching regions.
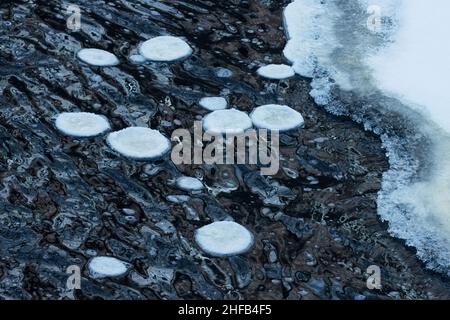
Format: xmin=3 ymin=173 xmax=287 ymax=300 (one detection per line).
xmin=176 ymin=176 xmax=204 ymax=192
xmin=250 ymin=104 xmax=304 ymax=131
xmin=215 ymin=67 xmax=233 ymax=78
xmin=55 ymin=112 xmax=110 ymax=137
xmin=195 ymin=221 xmax=254 ymax=257
xmin=256 ymin=64 xmax=295 ymax=80
xmin=129 ymin=54 xmax=147 ymax=64
xmin=88 ymin=256 xmax=129 ymax=279
xmin=107 ymin=127 xmax=171 ymax=160
xmin=199 ymin=97 xmax=228 ymax=111
xmin=139 ymin=36 xmax=192 ymax=62
xmin=167 ymin=194 xmax=190 ymax=203
xmin=77 ymin=48 xmax=119 ymax=67
xmin=203 ymin=109 xmax=252 ymax=135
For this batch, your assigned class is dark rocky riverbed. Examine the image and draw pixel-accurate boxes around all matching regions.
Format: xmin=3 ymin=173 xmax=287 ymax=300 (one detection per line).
xmin=0 ymin=0 xmax=449 ymax=300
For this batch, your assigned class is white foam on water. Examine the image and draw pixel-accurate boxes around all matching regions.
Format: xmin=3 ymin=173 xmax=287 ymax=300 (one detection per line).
xmin=88 ymin=256 xmax=129 ymax=279
xmin=250 ymin=104 xmax=304 ymax=131
xmin=106 ymin=127 xmax=171 ymax=160
xmin=284 ymin=0 xmax=450 ymax=273
xmin=55 ymin=112 xmax=110 ymax=137
xmin=202 ymin=109 xmax=253 ymax=135
xmin=199 ymin=97 xmax=228 ymax=111
xmin=139 ymin=36 xmax=192 ymax=62
xmin=194 ymin=221 xmax=254 ymax=257
xmin=256 ymin=64 xmax=295 ymax=80
xmin=77 ymin=48 xmax=119 ymax=67
xmin=176 ymin=176 xmax=204 ymax=192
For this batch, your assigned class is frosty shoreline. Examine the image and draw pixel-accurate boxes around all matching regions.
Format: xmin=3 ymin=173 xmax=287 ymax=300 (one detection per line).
xmin=283 ymin=0 xmax=450 ymax=274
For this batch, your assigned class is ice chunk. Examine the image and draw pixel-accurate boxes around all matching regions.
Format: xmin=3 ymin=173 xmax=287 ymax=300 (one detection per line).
xmin=139 ymin=36 xmax=192 ymax=62
xmin=256 ymin=64 xmax=295 ymax=80
xmin=55 ymin=112 xmax=110 ymax=137
xmin=195 ymin=221 xmax=254 ymax=257
xmin=250 ymin=104 xmax=304 ymax=131
xmin=203 ymin=109 xmax=252 ymax=135
xmin=88 ymin=256 xmax=129 ymax=279
xmin=176 ymin=176 xmax=204 ymax=191
xmin=77 ymin=48 xmax=119 ymax=67
xmin=215 ymin=67 xmax=233 ymax=78
xmin=129 ymin=54 xmax=146 ymax=64
xmin=199 ymin=97 xmax=227 ymax=111
xmin=167 ymin=194 xmax=190 ymax=203
xmin=367 ymin=0 xmax=450 ymax=133
xmin=107 ymin=127 xmax=171 ymax=160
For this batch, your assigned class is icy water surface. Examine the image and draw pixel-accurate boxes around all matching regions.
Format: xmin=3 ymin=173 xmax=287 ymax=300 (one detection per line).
xmin=0 ymin=0 xmax=449 ymax=299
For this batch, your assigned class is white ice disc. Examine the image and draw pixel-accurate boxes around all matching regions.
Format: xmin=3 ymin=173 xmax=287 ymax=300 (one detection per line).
xmin=250 ymin=104 xmax=304 ymax=131
xmin=55 ymin=112 xmax=110 ymax=137
xmin=256 ymin=64 xmax=295 ymax=80
xmin=77 ymin=48 xmax=119 ymax=67
xmin=199 ymin=97 xmax=228 ymax=111
xmin=139 ymin=36 xmax=192 ymax=62
xmin=88 ymin=256 xmax=129 ymax=279
xmin=202 ymin=109 xmax=252 ymax=135
xmin=107 ymin=127 xmax=171 ymax=160
xmin=195 ymin=221 xmax=254 ymax=257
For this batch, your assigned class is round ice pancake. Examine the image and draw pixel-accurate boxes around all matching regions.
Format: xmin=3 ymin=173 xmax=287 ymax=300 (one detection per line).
xmin=199 ymin=97 xmax=227 ymax=111
xmin=107 ymin=127 xmax=171 ymax=160
xmin=176 ymin=176 xmax=204 ymax=191
xmin=202 ymin=109 xmax=252 ymax=135
xmin=195 ymin=221 xmax=254 ymax=257
xmin=257 ymin=64 xmax=295 ymax=79
xmin=55 ymin=112 xmax=110 ymax=137
xmin=77 ymin=48 xmax=119 ymax=66
xmin=139 ymin=36 xmax=192 ymax=62
xmin=88 ymin=256 xmax=129 ymax=279
xmin=250 ymin=104 xmax=304 ymax=131
xmin=128 ymin=54 xmax=146 ymax=64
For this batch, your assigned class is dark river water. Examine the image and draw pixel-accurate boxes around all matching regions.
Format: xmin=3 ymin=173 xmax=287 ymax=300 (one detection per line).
xmin=0 ymin=0 xmax=449 ymax=299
